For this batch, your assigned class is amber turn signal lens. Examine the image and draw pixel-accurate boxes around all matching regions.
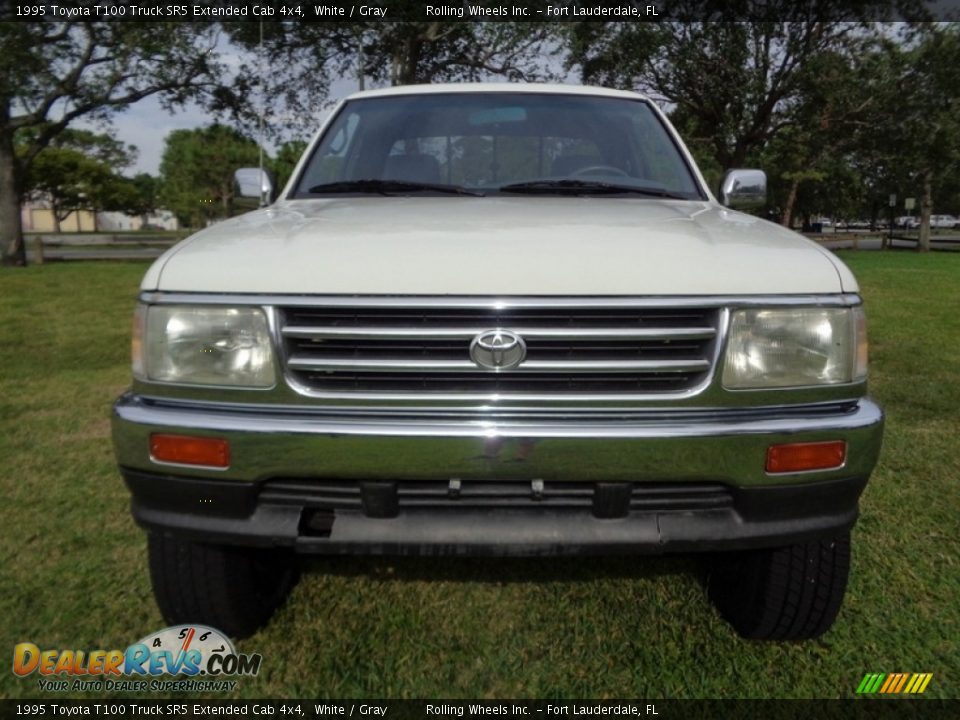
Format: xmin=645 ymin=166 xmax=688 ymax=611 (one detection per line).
xmin=150 ymin=434 xmax=230 ymax=468
xmin=765 ymin=440 xmax=847 ymax=474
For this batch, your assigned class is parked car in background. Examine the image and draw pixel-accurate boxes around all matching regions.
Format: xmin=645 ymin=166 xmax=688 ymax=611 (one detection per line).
xmin=930 ymin=214 xmax=958 ymax=229
xmin=807 ymin=217 xmax=833 ymax=233
xmin=895 ymin=215 xmax=958 ymax=230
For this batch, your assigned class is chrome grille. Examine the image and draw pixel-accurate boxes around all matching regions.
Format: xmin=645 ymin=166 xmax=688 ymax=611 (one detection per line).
xmin=278 ymin=303 xmax=721 ymax=396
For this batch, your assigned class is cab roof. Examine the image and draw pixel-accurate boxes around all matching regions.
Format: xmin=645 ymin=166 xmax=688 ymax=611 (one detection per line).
xmin=344 ymin=82 xmax=650 ymax=102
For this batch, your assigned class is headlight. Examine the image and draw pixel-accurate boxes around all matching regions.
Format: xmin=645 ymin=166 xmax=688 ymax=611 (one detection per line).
xmin=722 ymin=307 xmax=867 ymax=389
xmin=133 ymin=305 xmax=275 ymax=387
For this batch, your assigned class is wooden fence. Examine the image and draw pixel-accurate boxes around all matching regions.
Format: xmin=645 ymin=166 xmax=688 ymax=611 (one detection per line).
xmin=26 ymin=233 xmax=185 ymax=263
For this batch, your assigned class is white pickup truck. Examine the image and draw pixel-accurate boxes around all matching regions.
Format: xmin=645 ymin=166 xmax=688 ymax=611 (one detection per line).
xmin=112 ymin=84 xmax=883 ymax=641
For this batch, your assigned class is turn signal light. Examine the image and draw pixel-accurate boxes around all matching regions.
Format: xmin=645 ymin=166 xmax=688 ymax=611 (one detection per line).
xmin=766 ymin=440 xmax=846 ymax=474
xmin=150 ymin=434 xmax=230 ymax=468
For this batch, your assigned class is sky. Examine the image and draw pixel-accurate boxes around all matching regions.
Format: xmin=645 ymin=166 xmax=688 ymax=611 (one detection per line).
xmin=79 ymin=97 xmax=215 ymax=175
xmin=72 ymin=30 xmax=363 ymax=177
xmin=71 ymin=18 xmax=928 ymax=176
xmin=78 ymin=75 xmax=362 ymax=176
xmin=70 ymin=30 xmax=571 ymax=176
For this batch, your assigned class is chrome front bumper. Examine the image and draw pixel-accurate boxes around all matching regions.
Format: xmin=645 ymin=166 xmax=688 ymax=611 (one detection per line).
xmin=112 ymin=394 xmax=883 ymax=554
xmin=113 ymin=394 xmax=882 ymax=485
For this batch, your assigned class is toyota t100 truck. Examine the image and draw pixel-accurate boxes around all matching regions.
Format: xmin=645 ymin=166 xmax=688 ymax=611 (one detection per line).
xmin=112 ymin=84 xmax=883 ymax=640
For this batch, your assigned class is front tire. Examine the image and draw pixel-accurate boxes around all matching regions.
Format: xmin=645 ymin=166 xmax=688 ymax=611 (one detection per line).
xmin=147 ymin=533 xmax=298 ymax=639
xmin=707 ymin=533 xmax=851 ymax=640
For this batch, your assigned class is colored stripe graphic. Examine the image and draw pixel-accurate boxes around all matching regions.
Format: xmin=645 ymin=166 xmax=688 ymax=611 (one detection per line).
xmin=856 ymin=673 xmax=885 ymax=694
xmin=887 ymin=673 xmax=907 ymax=693
xmin=857 ymin=672 xmax=933 ymax=694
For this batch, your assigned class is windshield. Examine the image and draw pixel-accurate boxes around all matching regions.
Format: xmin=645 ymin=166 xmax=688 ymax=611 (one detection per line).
xmin=292 ymin=92 xmax=704 ymax=199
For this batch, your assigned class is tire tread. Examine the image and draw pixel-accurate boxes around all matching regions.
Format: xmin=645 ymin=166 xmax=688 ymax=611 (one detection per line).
xmin=708 ymin=533 xmax=851 ymax=640
xmin=147 ymin=533 xmax=296 ymax=638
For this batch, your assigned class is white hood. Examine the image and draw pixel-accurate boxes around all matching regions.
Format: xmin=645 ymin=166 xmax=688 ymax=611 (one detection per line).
xmin=144 ymin=198 xmax=855 ymax=295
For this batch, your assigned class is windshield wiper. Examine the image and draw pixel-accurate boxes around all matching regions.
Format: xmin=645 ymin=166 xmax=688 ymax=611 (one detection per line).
xmin=498 ymin=179 xmax=687 ymax=199
xmin=306 ymin=179 xmax=484 ymax=196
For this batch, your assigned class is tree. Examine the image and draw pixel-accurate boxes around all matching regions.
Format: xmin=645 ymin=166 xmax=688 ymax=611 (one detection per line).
xmin=19 ymin=129 xmax=139 ymax=232
xmin=271 ymin=140 xmax=309 ymax=192
xmin=25 ymin=147 xmax=96 ymax=231
xmin=758 ymin=45 xmax=881 ymax=228
xmin=361 ymin=22 xmax=561 ymax=87
xmin=158 ymin=124 xmax=262 ymax=228
xmin=87 ymin=172 xmax=156 ymax=229
xmin=124 ymin=173 xmax=161 ymax=226
xmin=0 ymin=20 xmax=228 ymax=265
xmin=44 ymin=128 xmax=136 ymax=169
xmin=565 ymin=4 xmax=921 ymax=173
xmin=571 ymin=22 xmax=858 ymax=171
xmin=871 ymin=27 xmax=960 ymax=251
xmin=227 ymin=22 xmax=561 ymax=138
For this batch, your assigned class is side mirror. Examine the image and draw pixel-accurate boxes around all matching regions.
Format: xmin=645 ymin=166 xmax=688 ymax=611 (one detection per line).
xmin=719 ymin=169 xmax=766 ymax=210
xmin=234 ymin=168 xmax=274 ymax=206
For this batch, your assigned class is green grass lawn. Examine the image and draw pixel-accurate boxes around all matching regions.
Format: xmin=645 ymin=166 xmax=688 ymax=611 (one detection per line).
xmin=1 ymin=253 xmax=958 ymax=699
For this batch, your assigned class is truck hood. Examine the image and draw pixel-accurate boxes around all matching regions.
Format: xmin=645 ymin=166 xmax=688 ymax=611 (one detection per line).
xmin=146 ymin=197 xmax=855 ymax=295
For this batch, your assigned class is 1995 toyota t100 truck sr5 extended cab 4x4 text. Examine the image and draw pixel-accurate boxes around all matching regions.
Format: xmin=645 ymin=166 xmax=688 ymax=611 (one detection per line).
xmin=112 ymin=84 xmax=883 ymax=641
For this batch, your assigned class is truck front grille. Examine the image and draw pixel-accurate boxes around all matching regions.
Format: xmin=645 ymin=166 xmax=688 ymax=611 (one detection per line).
xmin=277 ymin=302 xmax=721 ymax=397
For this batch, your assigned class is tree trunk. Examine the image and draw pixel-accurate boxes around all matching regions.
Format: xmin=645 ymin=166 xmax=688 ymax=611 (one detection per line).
xmin=355 ymin=28 xmax=366 ymax=91
xmin=780 ymin=177 xmax=801 ymax=228
xmin=0 ymin=123 xmax=26 ymax=266
xmin=393 ymin=32 xmax=424 ymax=86
xmin=918 ymin=168 xmax=933 ymax=253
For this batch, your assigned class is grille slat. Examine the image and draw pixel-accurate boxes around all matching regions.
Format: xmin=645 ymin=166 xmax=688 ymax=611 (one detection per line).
xmin=279 ymin=302 xmax=720 ymax=396
xmin=282 ymin=326 xmax=716 ymax=341
xmin=287 ymin=357 xmax=710 ymax=374
xmin=260 ymin=480 xmax=733 ymax=513
xmin=296 ymin=372 xmax=695 ymax=393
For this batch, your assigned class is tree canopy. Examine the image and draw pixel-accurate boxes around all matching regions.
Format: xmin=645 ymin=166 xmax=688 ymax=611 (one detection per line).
xmin=3 ymin=16 xmax=959 ymax=261
xmin=0 ymin=21 xmax=230 ymax=264
xmin=159 ymin=124 xmax=262 ymax=228
xmin=567 ymin=14 xmax=958 ymax=244
xmin=227 ymin=22 xmax=562 ymax=138
xmin=20 ymin=129 xmax=139 ymax=231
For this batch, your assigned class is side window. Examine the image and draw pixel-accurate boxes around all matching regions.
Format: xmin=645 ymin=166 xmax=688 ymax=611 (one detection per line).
xmin=301 ymin=112 xmax=360 ymax=187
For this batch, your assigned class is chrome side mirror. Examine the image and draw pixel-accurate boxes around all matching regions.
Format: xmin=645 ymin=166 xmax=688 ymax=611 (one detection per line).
xmin=719 ymin=169 xmax=766 ymax=210
xmin=234 ymin=168 xmax=274 ymax=206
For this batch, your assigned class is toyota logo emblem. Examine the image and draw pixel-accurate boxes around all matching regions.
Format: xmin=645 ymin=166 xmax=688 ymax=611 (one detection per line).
xmin=469 ymin=329 xmax=527 ymax=370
